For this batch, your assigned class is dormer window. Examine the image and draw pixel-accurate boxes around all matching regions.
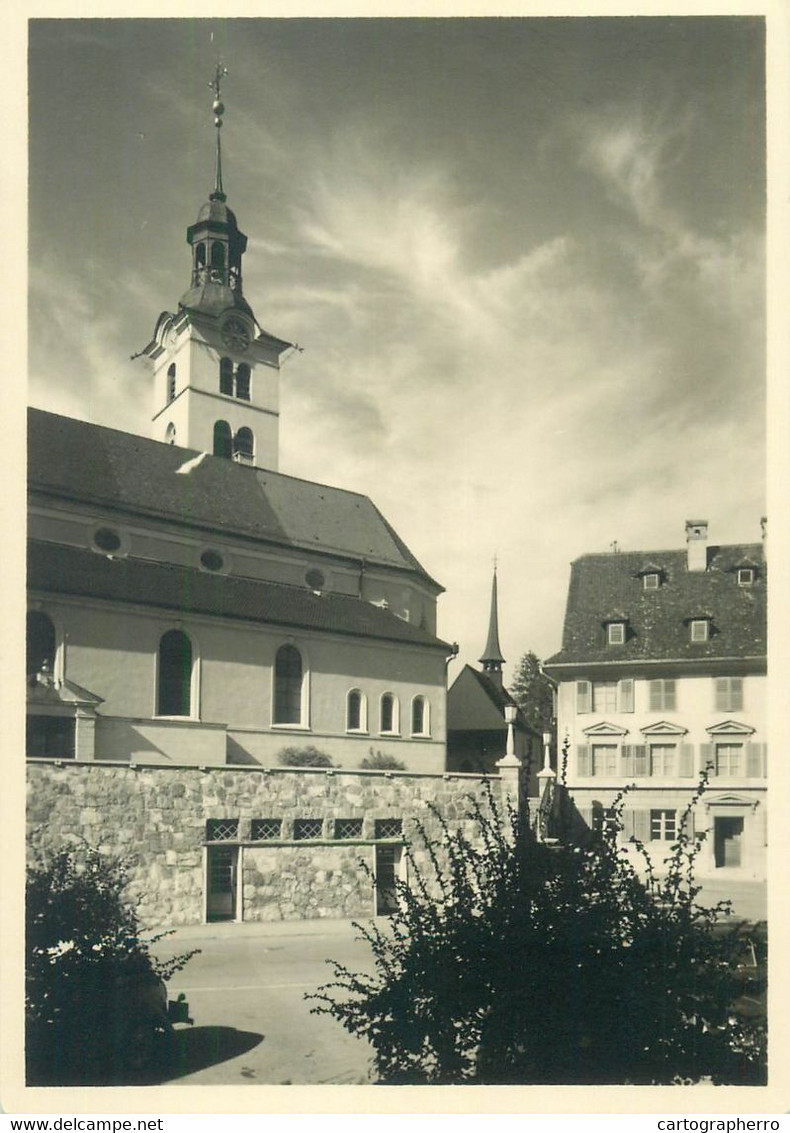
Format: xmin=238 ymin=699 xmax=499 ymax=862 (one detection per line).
xmin=607 ymin=622 xmax=626 ymax=645
xmin=690 ymin=619 xmax=709 ymax=643
xmin=643 ymin=573 xmax=659 ymax=591
xmin=737 ymin=568 xmax=755 ymax=586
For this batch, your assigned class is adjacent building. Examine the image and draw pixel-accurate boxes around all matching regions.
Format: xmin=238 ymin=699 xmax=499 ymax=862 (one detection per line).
xmin=447 ymin=569 xmax=541 ymax=790
xmin=544 ymin=520 xmax=767 ymax=880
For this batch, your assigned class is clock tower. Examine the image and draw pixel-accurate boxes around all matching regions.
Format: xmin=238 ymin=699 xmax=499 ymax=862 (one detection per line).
xmin=143 ymin=66 xmax=292 ymax=469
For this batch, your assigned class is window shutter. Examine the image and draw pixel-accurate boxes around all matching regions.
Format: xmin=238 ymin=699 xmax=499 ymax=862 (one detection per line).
xmin=679 ymin=743 xmax=694 ymax=777
xmin=648 ymin=680 xmax=661 ymax=712
xmin=632 ymin=809 xmax=650 ymax=843
xmin=620 ymin=810 xmax=635 ymax=842
xmin=577 ymin=744 xmax=591 ymax=777
xmin=746 ymin=743 xmax=762 ymax=778
xmin=666 ymin=680 xmax=677 ymax=711
xmin=762 ymin=743 xmax=768 ymax=778
xmin=618 ymin=679 xmax=634 ymax=712
xmin=699 ymin=743 xmax=714 ymax=775
xmin=714 ymin=678 xmax=727 ymax=712
xmin=620 ymin=745 xmax=634 ymax=777
xmin=576 ymin=681 xmax=591 ymax=714
xmin=633 ymin=744 xmax=648 ymax=777
xmin=732 ymin=677 xmax=744 ymax=711
xmin=680 ymin=809 xmax=695 ymax=839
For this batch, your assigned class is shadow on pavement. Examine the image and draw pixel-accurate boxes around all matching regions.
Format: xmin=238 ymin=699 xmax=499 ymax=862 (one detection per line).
xmin=151 ymin=1026 xmax=264 ymax=1083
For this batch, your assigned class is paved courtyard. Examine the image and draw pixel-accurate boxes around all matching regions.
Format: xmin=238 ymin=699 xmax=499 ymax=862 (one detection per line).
xmin=150 ymin=918 xmax=377 ymax=1085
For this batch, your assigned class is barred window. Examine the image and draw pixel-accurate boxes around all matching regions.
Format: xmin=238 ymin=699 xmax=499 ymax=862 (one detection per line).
xmin=250 ymin=819 xmax=281 ymax=841
xmin=293 ymin=818 xmax=323 ymax=841
xmin=206 ymin=819 xmax=239 ymax=842
xmin=375 ymin=818 xmax=403 ymax=839
xmin=334 ymin=818 xmax=364 ymax=840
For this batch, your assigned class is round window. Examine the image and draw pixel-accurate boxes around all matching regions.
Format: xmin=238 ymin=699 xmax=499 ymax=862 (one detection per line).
xmin=305 ymin=568 xmax=325 ymax=591
xmin=200 ymin=549 xmax=225 ymax=572
xmin=94 ymin=527 xmax=121 ymax=553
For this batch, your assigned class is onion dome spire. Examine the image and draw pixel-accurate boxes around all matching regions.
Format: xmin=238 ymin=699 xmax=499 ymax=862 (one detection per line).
xmin=479 ymin=561 xmax=505 ymax=683
xmin=179 ymin=64 xmax=252 ymax=319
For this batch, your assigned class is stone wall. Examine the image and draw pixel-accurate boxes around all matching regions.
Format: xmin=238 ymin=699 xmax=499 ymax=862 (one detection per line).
xmin=27 ymin=760 xmax=510 ymax=927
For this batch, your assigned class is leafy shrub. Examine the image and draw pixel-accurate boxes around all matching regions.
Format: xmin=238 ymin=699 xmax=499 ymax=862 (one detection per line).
xmin=309 ymin=780 xmax=766 ymax=1085
xmin=277 ymin=745 xmax=334 ymax=768
xmin=26 ymin=843 xmax=198 ymax=1085
xmin=360 ymin=748 xmax=406 ymax=771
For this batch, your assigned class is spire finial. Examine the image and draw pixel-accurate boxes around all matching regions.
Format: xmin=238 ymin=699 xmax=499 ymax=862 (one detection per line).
xmin=209 ymin=61 xmax=228 ymax=202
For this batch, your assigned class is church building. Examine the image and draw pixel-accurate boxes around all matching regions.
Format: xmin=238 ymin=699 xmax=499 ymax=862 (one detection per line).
xmin=25 ymin=73 xmax=490 ymax=926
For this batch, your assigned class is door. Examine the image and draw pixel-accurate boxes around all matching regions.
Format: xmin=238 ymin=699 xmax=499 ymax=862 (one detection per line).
xmin=375 ymin=845 xmax=402 ymax=915
xmin=714 ymin=816 xmax=744 ymax=868
xmin=207 ymin=845 xmax=238 ymax=921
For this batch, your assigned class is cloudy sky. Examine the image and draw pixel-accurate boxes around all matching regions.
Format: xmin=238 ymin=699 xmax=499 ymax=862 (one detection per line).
xmin=27 ymin=16 xmax=766 ymax=681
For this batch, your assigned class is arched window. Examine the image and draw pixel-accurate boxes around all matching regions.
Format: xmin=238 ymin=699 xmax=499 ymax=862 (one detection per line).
xmin=165 ymin=422 xmax=176 ymax=445
xmin=157 ymin=630 xmax=193 ymax=717
xmin=211 ymin=241 xmax=225 ymax=269
xmin=27 ymin=611 xmax=56 ymax=684
xmin=347 ymin=689 xmax=365 ymax=732
xmin=234 ymin=427 xmax=254 ymax=465
xmin=195 ymin=242 xmax=206 ymax=269
xmin=167 ymin=363 xmax=176 ymax=403
xmin=236 ymin=363 xmax=251 ymax=401
xmin=380 ymin=693 xmax=398 ymax=734
xmin=273 ymin=645 xmax=303 ymax=725
xmin=213 ymin=420 xmax=233 ymax=459
xmin=219 ymin=357 xmax=234 ymax=396
xmin=411 ymin=695 xmax=428 ymax=736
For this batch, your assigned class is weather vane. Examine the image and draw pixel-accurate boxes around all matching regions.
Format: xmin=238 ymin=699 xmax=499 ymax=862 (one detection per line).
xmin=209 ymin=61 xmax=228 ymax=201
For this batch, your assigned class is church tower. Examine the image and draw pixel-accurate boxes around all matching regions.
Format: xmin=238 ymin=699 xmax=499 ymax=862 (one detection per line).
xmin=479 ymin=564 xmax=505 ymax=687
xmin=143 ymin=66 xmax=292 ymax=469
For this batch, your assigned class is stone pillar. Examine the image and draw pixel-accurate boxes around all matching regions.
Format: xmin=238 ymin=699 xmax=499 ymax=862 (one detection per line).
xmin=496 ymin=705 xmax=523 ymax=837
xmin=536 ymin=730 xmax=557 ymax=843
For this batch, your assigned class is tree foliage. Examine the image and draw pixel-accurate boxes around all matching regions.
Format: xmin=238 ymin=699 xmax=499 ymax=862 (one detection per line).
xmin=26 ymin=843 xmax=198 ymax=1085
xmin=309 ymin=783 xmax=766 ymax=1085
xmin=508 ymin=650 xmax=554 ymax=733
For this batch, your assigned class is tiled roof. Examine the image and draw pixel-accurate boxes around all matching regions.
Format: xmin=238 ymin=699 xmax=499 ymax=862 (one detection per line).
xmin=447 ymin=665 xmax=533 ymax=733
xmin=28 ymin=409 xmax=440 ymax=587
xmin=544 ymin=545 xmax=766 ymax=670
xmin=28 ymin=540 xmax=451 ymax=651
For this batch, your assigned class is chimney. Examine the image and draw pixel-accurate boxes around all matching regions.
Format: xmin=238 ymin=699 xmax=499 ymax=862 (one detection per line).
xmin=761 ymin=516 xmax=767 ymax=561
xmin=685 ymin=520 xmax=709 ymax=572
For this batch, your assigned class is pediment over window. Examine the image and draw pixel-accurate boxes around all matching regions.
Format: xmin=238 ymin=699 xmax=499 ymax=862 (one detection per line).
xmin=706 ymin=719 xmax=755 ymax=736
xmin=582 ymin=721 xmax=629 ymax=737
xmin=640 ymin=720 xmax=688 ymax=736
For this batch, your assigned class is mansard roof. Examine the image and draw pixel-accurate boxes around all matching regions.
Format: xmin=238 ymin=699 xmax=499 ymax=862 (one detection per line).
xmin=28 ymin=540 xmax=451 ymax=651
xmin=544 ymin=545 xmax=766 ymax=671
xmin=28 ymin=408 xmax=441 ymax=589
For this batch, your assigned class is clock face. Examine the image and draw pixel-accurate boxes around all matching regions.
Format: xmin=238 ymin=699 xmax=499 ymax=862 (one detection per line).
xmin=221 ymin=316 xmax=251 ymax=353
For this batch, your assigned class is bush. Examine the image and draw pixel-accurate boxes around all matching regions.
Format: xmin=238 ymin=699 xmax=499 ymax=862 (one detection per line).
xmin=309 ymin=780 xmax=766 ymax=1085
xmin=360 ymin=748 xmax=406 ymax=771
xmin=277 ymin=745 xmax=334 ymax=768
xmin=26 ymin=843 xmax=198 ymax=1085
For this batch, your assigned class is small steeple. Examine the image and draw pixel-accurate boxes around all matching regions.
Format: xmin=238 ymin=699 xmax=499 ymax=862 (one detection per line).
xmin=479 ymin=561 xmax=505 ymax=686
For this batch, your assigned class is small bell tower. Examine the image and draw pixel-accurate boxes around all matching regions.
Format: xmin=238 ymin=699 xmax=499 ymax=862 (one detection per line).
xmin=479 ymin=561 xmax=505 ymax=688
xmin=142 ymin=65 xmax=293 ymax=469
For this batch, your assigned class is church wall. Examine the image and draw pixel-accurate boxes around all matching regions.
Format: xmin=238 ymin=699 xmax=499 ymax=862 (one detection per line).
xmin=33 ymin=595 xmax=447 ymax=769
xmin=27 ymin=761 xmax=504 ymax=926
